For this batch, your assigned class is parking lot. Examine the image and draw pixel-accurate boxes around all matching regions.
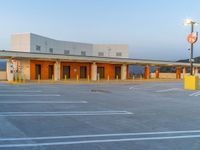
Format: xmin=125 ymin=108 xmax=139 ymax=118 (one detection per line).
xmin=1 ymin=81 xmax=200 ymax=150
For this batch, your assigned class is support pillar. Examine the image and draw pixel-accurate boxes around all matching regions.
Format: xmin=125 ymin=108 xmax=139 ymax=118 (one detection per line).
xmin=54 ymin=60 xmax=60 ymax=81
xmin=6 ymin=59 xmax=14 ymax=82
xmin=155 ymin=67 xmax=160 ymax=79
xmin=182 ymin=67 xmax=187 ymax=79
xmin=176 ymin=67 xmax=181 ymax=79
xmin=194 ymin=67 xmax=198 ymax=75
xmin=144 ymin=66 xmax=150 ymax=79
xmin=91 ymin=62 xmax=97 ymax=81
xmin=121 ymin=64 xmax=127 ymax=80
xmin=183 ymin=67 xmax=186 ymax=75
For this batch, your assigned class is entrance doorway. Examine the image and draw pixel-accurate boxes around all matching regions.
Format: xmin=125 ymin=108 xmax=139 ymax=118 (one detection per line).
xmin=97 ymin=67 xmax=105 ymax=79
xmin=48 ymin=65 xmax=54 ymax=79
xmin=115 ymin=66 xmax=121 ymax=79
xmin=35 ymin=64 xmax=41 ymax=79
xmin=63 ymin=66 xmax=70 ymax=79
xmin=80 ymin=66 xmax=87 ymax=78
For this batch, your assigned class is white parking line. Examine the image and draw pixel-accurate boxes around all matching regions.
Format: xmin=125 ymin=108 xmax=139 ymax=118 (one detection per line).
xmin=0 ymin=111 xmax=133 ymax=117
xmin=1 ymin=129 xmax=200 ymax=141
xmin=0 ymin=94 xmax=60 ymax=97
xmin=0 ymin=90 xmax=42 ymax=93
xmin=2 ymin=131 xmax=200 ymax=147
xmin=189 ymin=91 xmax=200 ymax=96
xmin=0 ymin=101 xmax=88 ymax=104
xmin=129 ymin=86 xmax=139 ymax=90
xmin=156 ymin=88 xmax=183 ymax=93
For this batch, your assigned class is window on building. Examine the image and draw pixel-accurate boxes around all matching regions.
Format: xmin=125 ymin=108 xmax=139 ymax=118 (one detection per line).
xmin=116 ymin=52 xmax=122 ymax=56
xmin=98 ymin=52 xmax=104 ymax=57
xmin=81 ymin=51 xmax=86 ymax=56
xmin=64 ymin=50 xmax=70 ymax=55
xmin=49 ymin=48 xmax=53 ymax=53
xmin=36 ymin=45 xmax=41 ymax=51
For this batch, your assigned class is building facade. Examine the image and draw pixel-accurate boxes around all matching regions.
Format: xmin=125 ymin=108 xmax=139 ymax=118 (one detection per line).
xmin=2 ymin=33 xmax=197 ymax=82
xmin=11 ymin=33 xmax=128 ymax=58
xmin=3 ymin=50 xmax=197 ymax=82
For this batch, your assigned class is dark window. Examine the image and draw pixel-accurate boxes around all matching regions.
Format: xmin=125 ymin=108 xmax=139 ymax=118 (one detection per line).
xmin=35 ymin=64 xmax=41 ymax=79
xmin=49 ymin=48 xmax=53 ymax=53
xmin=115 ymin=66 xmax=121 ymax=79
xmin=64 ymin=50 xmax=70 ymax=55
xmin=97 ymin=67 xmax=105 ymax=79
xmin=98 ymin=52 xmax=104 ymax=57
xmin=48 ymin=65 xmax=54 ymax=79
xmin=80 ymin=66 xmax=87 ymax=78
xmin=81 ymin=51 xmax=86 ymax=56
xmin=116 ymin=52 xmax=122 ymax=56
xmin=36 ymin=45 xmax=41 ymax=51
xmin=63 ymin=66 xmax=70 ymax=79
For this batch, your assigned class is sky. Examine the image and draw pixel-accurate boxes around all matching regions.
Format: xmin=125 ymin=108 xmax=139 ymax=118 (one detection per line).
xmin=0 ymin=0 xmax=200 ymax=60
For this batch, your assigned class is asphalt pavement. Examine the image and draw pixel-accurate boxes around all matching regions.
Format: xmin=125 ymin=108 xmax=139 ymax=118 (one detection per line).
xmin=0 ymin=82 xmax=200 ymax=150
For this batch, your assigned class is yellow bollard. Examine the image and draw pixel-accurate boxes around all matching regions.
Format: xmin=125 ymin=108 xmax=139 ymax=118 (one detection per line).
xmin=52 ymin=75 xmax=54 ymax=83
xmin=87 ymin=75 xmax=90 ymax=82
xmin=23 ymin=74 xmax=26 ymax=83
xmin=18 ymin=74 xmax=21 ymax=83
xmin=140 ymin=75 xmax=143 ymax=80
xmin=76 ymin=75 xmax=79 ymax=83
xmin=38 ymin=74 xmax=40 ymax=83
xmin=97 ymin=74 xmax=100 ymax=82
xmin=184 ymin=75 xmax=199 ymax=90
xmin=14 ymin=74 xmax=17 ymax=83
xmin=107 ymin=75 xmax=110 ymax=81
xmin=64 ymin=75 xmax=67 ymax=83
xmin=116 ymin=75 xmax=119 ymax=80
xmin=15 ymin=73 xmax=19 ymax=83
xmin=14 ymin=74 xmax=16 ymax=82
xmin=132 ymin=75 xmax=135 ymax=80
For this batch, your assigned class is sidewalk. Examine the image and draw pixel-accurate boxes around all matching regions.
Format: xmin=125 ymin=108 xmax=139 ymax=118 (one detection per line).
xmin=0 ymin=78 xmax=183 ymax=85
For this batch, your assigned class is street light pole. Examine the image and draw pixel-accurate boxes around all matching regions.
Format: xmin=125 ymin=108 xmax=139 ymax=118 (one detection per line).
xmin=190 ymin=22 xmax=194 ymax=75
xmin=184 ymin=19 xmax=198 ymax=76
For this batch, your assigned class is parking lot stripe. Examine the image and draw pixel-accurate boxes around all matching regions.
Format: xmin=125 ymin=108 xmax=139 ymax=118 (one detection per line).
xmin=0 ymin=111 xmax=133 ymax=117
xmin=156 ymin=88 xmax=183 ymax=93
xmin=0 ymin=101 xmax=88 ymax=104
xmin=129 ymin=86 xmax=139 ymax=90
xmin=189 ymin=91 xmax=200 ymax=96
xmin=0 ymin=94 xmax=60 ymax=97
xmin=2 ymin=129 xmax=200 ymax=141
xmin=0 ymin=90 xmax=42 ymax=93
xmin=2 ymin=134 xmax=200 ymax=147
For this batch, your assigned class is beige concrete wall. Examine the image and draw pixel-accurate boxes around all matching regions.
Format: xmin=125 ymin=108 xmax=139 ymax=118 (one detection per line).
xmin=17 ymin=59 xmax=30 ymax=80
xmin=11 ymin=33 xmax=31 ymax=52
xmin=9 ymin=59 xmax=30 ymax=80
xmin=183 ymin=73 xmax=200 ymax=78
xmin=159 ymin=73 xmax=176 ymax=79
xmin=153 ymin=73 xmax=200 ymax=79
xmin=0 ymin=71 xmax=7 ymax=80
xmin=151 ymin=73 xmax=176 ymax=79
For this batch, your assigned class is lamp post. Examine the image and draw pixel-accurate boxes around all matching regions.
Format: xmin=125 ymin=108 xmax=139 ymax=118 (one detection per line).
xmin=184 ymin=19 xmax=198 ymax=75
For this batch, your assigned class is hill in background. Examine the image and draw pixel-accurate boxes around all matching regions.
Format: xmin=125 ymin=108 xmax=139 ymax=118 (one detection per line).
xmin=177 ymin=56 xmax=200 ymax=63
xmin=160 ymin=56 xmax=200 ymax=73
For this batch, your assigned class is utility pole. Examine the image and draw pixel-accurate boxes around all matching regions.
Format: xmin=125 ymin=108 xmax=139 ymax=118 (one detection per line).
xmin=185 ymin=19 xmax=198 ymax=75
